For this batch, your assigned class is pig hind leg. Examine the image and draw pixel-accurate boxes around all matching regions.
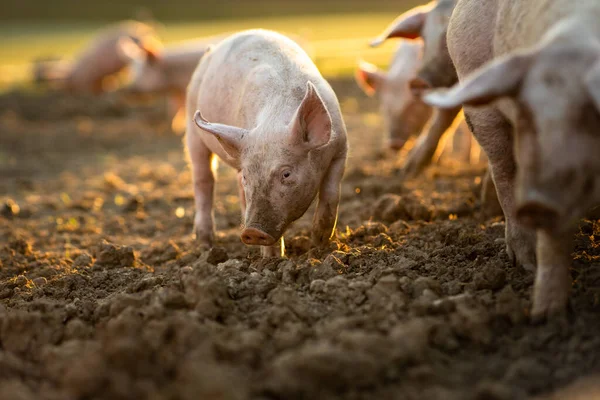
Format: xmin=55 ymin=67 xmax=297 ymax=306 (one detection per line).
xmin=464 ymin=107 xmax=536 ymax=271
xmin=185 ymin=129 xmax=215 ymax=248
xmin=312 ymin=155 xmax=346 ymax=247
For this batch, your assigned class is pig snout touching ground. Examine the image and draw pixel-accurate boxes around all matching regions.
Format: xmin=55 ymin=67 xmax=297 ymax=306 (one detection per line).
xmin=425 ymin=0 xmax=600 ymax=319
xmin=355 ymin=41 xmax=432 ymax=151
xmin=61 ymin=20 xmax=158 ymax=94
xmin=186 ymin=29 xmax=348 ymax=258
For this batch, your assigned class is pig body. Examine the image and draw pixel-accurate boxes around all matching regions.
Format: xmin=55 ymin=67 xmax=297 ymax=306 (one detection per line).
xmin=425 ymin=0 xmax=600 ymax=318
xmin=64 ymin=21 xmax=157 ymax=93
xmin=186 ymin=29 xmax=348 ymax=257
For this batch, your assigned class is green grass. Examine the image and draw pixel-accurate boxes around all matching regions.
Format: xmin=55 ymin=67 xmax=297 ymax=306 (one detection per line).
xmin=0 ymin=13 xmax=404 ymax=89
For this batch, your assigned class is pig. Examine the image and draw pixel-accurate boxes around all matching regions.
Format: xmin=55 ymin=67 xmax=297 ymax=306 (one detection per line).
xmin=59 ymin=20 xmax=158 ymax=94
xmin=369 ymin=0 xmax=501 ymax=215
xmin=117 ymin=34 xmax=228 ymax=132
xmin=367 ymin=0 xmax=466 ymax=176
xmin=424 ymin=0 xmax=600 ymax=318
xmin=186 ymin=29 xmax=348 ymax=258
xmin=355 ymin=41 xmax=481 ymax=173
xmin=118 ymin=32 xmax=312 ymax=133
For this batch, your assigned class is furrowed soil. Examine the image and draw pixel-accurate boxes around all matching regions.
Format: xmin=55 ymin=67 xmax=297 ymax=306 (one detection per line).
xmin=1 ymin=79 xmax=600 ymax=400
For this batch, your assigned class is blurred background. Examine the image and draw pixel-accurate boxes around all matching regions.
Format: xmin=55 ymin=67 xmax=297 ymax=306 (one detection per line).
xmin=0 ymin=0 xmax=422 ymax=89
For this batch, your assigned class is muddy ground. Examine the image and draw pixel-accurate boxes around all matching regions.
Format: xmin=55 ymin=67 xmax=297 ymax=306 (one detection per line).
xmin=1 ymin=79 xmax=600 ymax=400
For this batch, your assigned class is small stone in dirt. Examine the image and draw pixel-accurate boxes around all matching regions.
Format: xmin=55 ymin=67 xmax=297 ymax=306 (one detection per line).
xmin=14 ymin=275 xmax=28 ymax=286
xmin=123 ymin=195 xmax=144 ymax=212
xmin=287 ymin=235 xmax=311 ymax=255
xmin=372 ymin=233 xmax=394 ymax=248
xmin=1 ymin=199 xmax=20 ymax=218
xmin=32 ymin=277 xmax=47 ymax=287
xmin=133 ymin=276 xmax=162 ymax=292
xmin=72 ymin=253 xmax=93 ymax=269
xmin=309 ymin=259 xmax=338 ymax=281
xmin=309 ymin=279 xmax=326 ymax=293
xmin=9 ymin=238 xmax=32 ymax=256
xmin=93 ymin=240 xmax=136 ymax=269
xmin=322 ymin=253 xmax=346 ymax=272
xmin=201 ymin=247 xmax=229 ymax=265
xmin=473 ymin=264 xmax=506 ymax=291
xmin=373 ymin=194 xmax=408 ymax=223
xmin=412 ymin=277 xmax=441 ymax=297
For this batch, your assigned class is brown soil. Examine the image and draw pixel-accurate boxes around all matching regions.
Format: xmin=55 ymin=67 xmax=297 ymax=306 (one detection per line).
xmin=1 ymin=79 xmax=600 ymax=400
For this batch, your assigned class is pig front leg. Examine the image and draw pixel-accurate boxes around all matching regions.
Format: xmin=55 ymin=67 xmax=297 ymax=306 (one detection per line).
xmin=185 ymin=130 xmax=215 ymax=248
xmin=531 ymin=230 xmax=573 ymax=320
xmin=312 ymin=155 xmax=346 ymax=247
xmin=237 ymin=171 xmax=247 ymax=220
xmin=481 ymin=167 xmax=503 ymax=217
xmin=402 ymin=106 xmax=461 ymax=178
xmin=464 ymin=107 xmax=536 ymax=271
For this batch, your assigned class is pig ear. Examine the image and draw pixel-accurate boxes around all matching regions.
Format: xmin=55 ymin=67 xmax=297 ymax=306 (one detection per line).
xmin=355 ymin=60 xmax=385 ymax=96
xmin=424 ymin=52 xmax=534 ymax=108
xmin=139 ymin=36 xmax=162 ymax=63
xmin=290 ymin=82 xmax=332 ymax=151
xmin=369 ymin=3 xmax=434 ymax=47
xmin=194 ymin=110 xmax=249 ymax=159
xmin=117 ymin=36 xmax=145 ymax=62
xmin=584 ymin=57 xmax=600 ymax=112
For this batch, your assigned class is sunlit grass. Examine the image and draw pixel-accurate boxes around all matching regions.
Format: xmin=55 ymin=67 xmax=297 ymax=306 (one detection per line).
xmin=0 ymin=12 xmax=403 ymax=89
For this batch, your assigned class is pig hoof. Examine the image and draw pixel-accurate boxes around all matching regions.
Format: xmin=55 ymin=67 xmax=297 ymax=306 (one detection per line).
xmin=402 ymin=155 xmax=429 ymax=179
xmin=530 ymin=299 xmax=570 ymax=323
xmin=505 ymin=223 xmax=536 ymax=271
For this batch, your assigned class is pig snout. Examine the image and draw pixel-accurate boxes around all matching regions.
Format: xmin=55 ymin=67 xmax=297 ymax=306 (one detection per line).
xmin=241 ymin=227 xmax=277 ymax=246
xmin=516 ymin=190 xmax=561 ymax=231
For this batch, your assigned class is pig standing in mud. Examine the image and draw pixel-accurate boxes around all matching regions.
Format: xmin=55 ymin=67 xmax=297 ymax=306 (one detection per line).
xmin=186 ymin=29 xmax=348 ymax=257
xmin=34 ymin=20 xmax=158 ymax=94
xmin=370 ymin=0 xmax=500 ymax=214
xmin=425 ymin=0 xmax=600 ymax=318
xmin=355 ymin=40 xmax=479 ymax=168
xmin=118 ymin=32 xmax=312 ymax=133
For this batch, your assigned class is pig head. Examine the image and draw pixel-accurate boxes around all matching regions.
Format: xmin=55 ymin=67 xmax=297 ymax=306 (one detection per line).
xmin=425 ymin=30 xmax=600 ymax=235
xmin=370 ymin=0 xmax=458 ymax=91
xmin=117 ymin=35 xmax=169 ymax=94
xmin=194 ymin=81 xmax=333 ymax=245
xmin=355 ymin=41 xmax=433 ymax=150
